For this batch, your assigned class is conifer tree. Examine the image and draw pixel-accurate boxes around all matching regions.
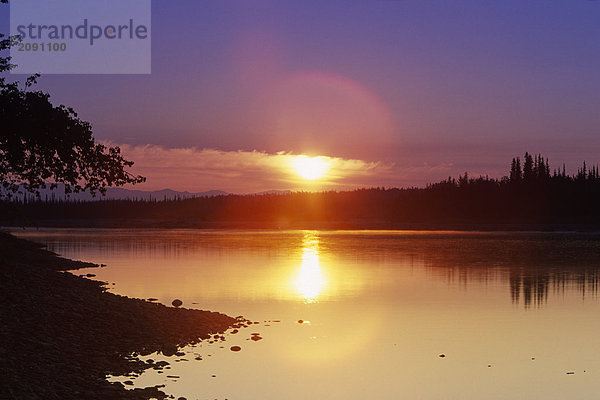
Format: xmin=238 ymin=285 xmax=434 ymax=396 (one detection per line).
xmin=523 ymin=152 xmax=534 ymax=182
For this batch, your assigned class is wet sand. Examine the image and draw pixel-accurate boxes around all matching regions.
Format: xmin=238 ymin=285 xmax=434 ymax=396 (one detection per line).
xmin=0 ymin=232 xmax=239 ymax=399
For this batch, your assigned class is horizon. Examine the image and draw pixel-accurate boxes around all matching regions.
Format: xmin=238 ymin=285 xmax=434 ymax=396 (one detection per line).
xmin=5 ymin=151 xmax=600 ymax=202
xmin=3 ymin=151 xmax=600 ymax=197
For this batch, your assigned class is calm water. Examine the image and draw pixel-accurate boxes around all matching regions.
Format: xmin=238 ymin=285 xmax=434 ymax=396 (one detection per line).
xmin=11 ymin=229 xmax=600 ymax=400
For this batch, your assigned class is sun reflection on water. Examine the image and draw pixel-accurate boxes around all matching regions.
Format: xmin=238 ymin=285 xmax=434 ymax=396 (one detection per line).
xmin=293 ymin=233 xmax=326 ymax=303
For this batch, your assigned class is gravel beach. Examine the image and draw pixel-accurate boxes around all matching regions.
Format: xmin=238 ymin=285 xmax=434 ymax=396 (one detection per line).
xmin=0 ymin=231 xmax=238 ymax=399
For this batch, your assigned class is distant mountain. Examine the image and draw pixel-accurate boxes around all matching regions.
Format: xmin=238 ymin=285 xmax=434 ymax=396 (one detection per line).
xmin=3 ymin=184 xmax=228 ymax=201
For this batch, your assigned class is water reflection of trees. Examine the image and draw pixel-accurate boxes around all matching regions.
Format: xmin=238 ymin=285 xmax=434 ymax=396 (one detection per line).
xmin=509 ymin=270 xmax=549 ymax=308
xmin=22 ymin=230 xmax=600 ymax=308
xmin=509 ymin=267 xmax=600 ymax=307
xmin=412 ymin=233 xmax=600 ymax=308
xmin=311 ymin=232 xmax=600 ymax=308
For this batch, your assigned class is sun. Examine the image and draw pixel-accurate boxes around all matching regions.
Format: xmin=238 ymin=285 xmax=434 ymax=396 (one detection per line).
xmin=292 ymin=156 xmax=330 ymax=180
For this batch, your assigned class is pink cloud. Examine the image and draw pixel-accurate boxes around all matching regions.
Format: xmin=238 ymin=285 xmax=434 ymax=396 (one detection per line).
xmin=112 ymin=144 xmax=462 ymax=193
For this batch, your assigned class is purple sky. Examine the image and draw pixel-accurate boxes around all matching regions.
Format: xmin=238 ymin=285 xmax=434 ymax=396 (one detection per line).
xmin=3 ymin=0 xmax=600 ymax=192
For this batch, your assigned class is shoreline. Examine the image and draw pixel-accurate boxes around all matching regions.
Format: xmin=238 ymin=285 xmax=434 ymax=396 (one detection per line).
xmin=0 ymin=232 xmax=242 ymax=400
xmin=3 ymin=219 xmax=600 ymax=232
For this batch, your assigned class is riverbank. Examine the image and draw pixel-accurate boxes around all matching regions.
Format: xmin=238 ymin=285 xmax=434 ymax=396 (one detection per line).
xmin=3 ymin=219 xmax=600 ymax=232
xmin=0 ymin=232 xmax=240 ymax=400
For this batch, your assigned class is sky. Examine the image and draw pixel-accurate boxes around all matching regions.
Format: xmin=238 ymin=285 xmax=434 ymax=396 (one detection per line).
xmin=2 ymin=0 xmax=600 ymax=193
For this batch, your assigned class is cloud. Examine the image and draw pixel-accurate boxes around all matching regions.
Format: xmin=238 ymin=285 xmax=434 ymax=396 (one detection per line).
xmin=114 ymin=144 xmax=398 ymax=193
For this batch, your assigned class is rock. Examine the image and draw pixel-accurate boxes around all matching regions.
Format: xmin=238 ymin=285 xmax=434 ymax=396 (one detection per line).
xmin=251 ymin=335 xmax=262 ymax=341
xmin=439 ymin=354 xmax=446 ymax=358
xmin=230 ymin=346 xmax=241 ymax=352
xmin=171 ymin=299 xmax=183 ymax=308
xmin=123 ymin=380 xmax=133 ymax=386
xmin=177 ymin=397 xmax=187 ymax=400
xmin=161 ymin=344 xmax=178 ymax=357
xmin=147 ymin=298 xmax=158 ymax=302
xmin=85 ymin=273 xmax=96 ymax=278
xmin=298 ymin=320 xmax=304 ymax=324
xmin=231 ymin=329 xmax=239 ymax=334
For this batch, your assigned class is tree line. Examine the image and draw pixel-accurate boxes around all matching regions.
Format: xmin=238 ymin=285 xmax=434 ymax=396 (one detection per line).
xmin=2 ymin=152 xmax=600 ymax=228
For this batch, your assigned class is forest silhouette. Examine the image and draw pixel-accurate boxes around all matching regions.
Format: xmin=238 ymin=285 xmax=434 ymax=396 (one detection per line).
xmin=2 ymin=152 xmax=600 ymax=229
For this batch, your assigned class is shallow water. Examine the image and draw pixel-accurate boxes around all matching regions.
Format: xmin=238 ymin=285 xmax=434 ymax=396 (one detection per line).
xmin=11 ymin=228 xmax=600 ymax=400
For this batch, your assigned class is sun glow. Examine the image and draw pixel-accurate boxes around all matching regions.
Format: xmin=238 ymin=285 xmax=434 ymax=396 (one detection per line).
xmin=292 ymin=156 xmax=330 ymax=180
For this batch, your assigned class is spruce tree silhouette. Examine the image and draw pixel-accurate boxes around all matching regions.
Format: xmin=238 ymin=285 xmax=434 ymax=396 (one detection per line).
xmin=523 ymin=152 xmax=534 ymax=183
xmin=510 ymin=157 xmax=523 ymax=184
